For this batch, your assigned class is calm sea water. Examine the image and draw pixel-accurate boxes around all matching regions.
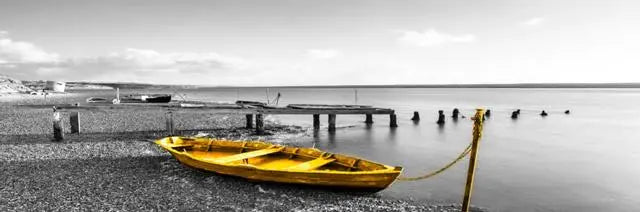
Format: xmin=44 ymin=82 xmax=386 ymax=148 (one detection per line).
xmin=88 ymin=88 xmax=640 ymax=211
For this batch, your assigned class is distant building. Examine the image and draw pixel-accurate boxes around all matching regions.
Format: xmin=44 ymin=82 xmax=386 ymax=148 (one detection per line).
xmin=45 ymin=81 xmax=66 ymax=92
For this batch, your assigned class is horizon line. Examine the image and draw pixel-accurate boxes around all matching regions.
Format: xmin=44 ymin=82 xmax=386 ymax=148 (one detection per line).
xmin=62 ymin=81 xmax=640 ymax=89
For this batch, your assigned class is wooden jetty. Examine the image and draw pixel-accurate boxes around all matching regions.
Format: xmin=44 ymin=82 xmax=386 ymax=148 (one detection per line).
xmin=39 ymin=102 xmax=397 ymax=141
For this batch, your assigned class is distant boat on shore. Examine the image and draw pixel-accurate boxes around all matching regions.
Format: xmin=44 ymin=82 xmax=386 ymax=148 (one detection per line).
xmin=86 ymin=97 xmax=109 ymax=103
xmin=121 ymin=94 xmax=172 ymax=103
xmin=144 ymin=94 xmax=172 ymax=103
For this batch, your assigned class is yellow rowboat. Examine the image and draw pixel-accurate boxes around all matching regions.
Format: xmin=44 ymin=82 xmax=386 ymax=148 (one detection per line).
xmin=155 ymin=136 xmax=403 ymax=191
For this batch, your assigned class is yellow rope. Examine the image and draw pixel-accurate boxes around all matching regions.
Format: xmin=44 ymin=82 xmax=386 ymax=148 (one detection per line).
xmin=397 ymin=109 xmax=484 ymax=181
xmin=397 ymin=141 xmax=472 ymax=181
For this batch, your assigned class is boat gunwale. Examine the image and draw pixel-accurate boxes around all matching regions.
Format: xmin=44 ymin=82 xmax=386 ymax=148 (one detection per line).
xmin=155 ymin=137 xmax=402 ymax=175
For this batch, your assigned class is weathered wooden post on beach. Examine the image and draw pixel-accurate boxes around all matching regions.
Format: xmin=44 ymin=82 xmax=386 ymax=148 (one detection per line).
xmin=437 ymin=110 xmax=445 ymax=125
xmin=411 ymin=111 xmax=420 ymax=121
xmin=462 ymin=108 xmax=485 ymax=212
xmin=69 ymin=103 xmax=81 ymax=134
xmin=70 ymin=112 xmax=80 ymax=133
xmin=245 ymin=114 xmax=253 ymax=129
xmin=255 ymin=113 xmax=265 ymax=134
xmin=313 ymin=114 xmax=320 ymax=129
xmin=52 ymin=107 xmax=64 ymax=141
xmin=365 ymin=114 xmax=373 ymax=124
xmin=165 ymin=111 xmax=175 ymax=135
xmin=328 ymin=114 xmax=336 ymax=132
xmin=389 ymin=113 xmax=398 ymax=128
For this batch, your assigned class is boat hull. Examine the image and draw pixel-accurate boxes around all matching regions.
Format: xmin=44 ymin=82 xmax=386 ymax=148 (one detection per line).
xmin=156 ymin=137 xmax=402 ymax=191
xmin=169 ymin=151 xmax=400 ymax=191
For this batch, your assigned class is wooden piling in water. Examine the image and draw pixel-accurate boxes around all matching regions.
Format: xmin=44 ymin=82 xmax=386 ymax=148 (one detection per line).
xmin=411 ymin=111 xmax=420 ymax=121
xmin=245 ymin=114 xmax=253 ymax=129
xmin=437 ymin=110 xmax=445 ymax=125
xmin=365 ymin=114 xmax=373 ymax=124
xmin=165 ymin=111 xmax=175 ymax=135
xmin=313 ymin=114 xmax=320 ymax=129
xmin=511 ymin=110 xmax=519 ymax=119
xmin=328 ymin=114 xmax=336 ymax=132
xmin=540 ymin=110 xmax=548 ymax=116
xmin=256 ymin=114 xmax=265 ymax=134
xmin=52 ymin=107 xmax=64 ymax=141
xmin=389 ymin=113 xmax=398 ymax=127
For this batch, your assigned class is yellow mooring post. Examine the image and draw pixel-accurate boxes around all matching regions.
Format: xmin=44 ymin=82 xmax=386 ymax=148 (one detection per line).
xmin=462 ymin=108 xmax=485 ymax=212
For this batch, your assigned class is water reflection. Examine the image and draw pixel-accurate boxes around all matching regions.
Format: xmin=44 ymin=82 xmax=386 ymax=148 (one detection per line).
xmin=412 ymin=120 xmax=420 ymax=126
xmin=363 ymin=124 xmax=373 ymax=142
xmin=387 ymin=127 xmax=396 ymax=142
xmin=327 ymin=130 xmax=336 ymax=149
xmin=437 ymin=124 xmax=445 ymax=134
xmin=311 ymin=129 xmax=321 ymax=148
xmin=365 ymin=123 xmax=373 ymax=130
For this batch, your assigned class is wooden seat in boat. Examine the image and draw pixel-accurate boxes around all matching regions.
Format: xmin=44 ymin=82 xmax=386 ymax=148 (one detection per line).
xmin=285 ymin=157 xmax=336 ymax=171
xmin=170 ymin=144 xmax=193 ymax=149
xmin=212 ymin=147 xmax=284 ymax=164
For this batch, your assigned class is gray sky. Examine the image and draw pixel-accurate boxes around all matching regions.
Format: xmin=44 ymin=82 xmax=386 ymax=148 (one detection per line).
xmin=1 ymin=0 xmax=639 ymax=85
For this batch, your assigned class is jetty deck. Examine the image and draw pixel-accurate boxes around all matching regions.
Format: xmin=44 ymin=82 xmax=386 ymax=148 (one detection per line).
xmin=21 ymin=102 xmax=398 ymax=141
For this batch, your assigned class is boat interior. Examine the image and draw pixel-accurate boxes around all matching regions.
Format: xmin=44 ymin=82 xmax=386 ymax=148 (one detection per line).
xmin=157 ymin=137 xmax=401 ymax=173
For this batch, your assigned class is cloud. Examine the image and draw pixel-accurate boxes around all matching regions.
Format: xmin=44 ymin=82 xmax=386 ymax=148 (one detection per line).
xmin=521 ymin=17 xmax=545 ymax=26
xmin=102 ymin=48 xmax=248 ymax=73
xmin=306 ymin=49 xmax=341 ymax=59
xmin=0 ymin=32 xmax=60 ymax=64
xmin=0 ymin=32 xmax=250 ymax=84
xmin=397 ymin=29 xmax=476 ymax=47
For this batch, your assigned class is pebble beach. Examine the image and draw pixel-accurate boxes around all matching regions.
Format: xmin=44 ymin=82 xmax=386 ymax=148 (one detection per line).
xmin=0 ymin=94 xmax=485 ymax=211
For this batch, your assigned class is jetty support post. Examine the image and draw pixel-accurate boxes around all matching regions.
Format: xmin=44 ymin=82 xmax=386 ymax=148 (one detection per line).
xmin=313 ymin=114 xmax=320 ymax=129
xmin=328 ymin=114 xmax=336 ymax=132
xmin=245 ymin=114 xmax=253 ymax=129
xmin=255 ymin=113 xmax=265 ymax=134
xmin=462 ymin=109 xmax=485 ymax=212
xmin=52 ymin=107 xmax=64 ymax=141
xmin=165 ymin=111 xmax=175 ymax=135
xmin=389 ymin=112 xmax=398 ymax=128
xmin=69 ymin=103 xmax=80 ymax=134
xmin=365 ymin=114 xmax=373 ymax=124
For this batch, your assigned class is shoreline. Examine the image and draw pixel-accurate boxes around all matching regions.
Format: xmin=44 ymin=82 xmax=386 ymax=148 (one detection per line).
xmin=0 ymin=94 xmax=486 ymax=211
